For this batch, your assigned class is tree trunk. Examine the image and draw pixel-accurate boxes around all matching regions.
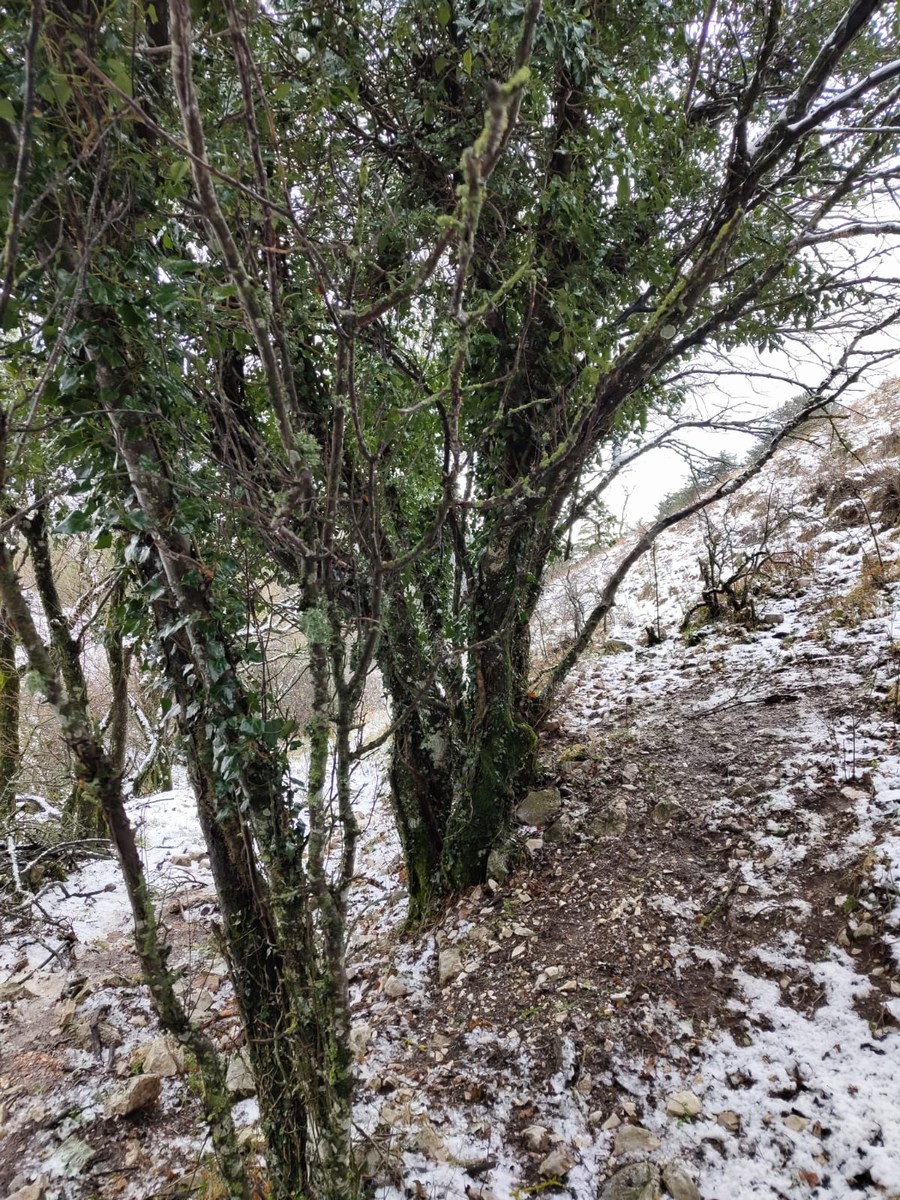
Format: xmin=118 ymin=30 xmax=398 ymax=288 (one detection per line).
xmin=379 ymin=579 xmax=457 ymax=917
xmin=0 ymin=608 xmax=20 ymax=816
xmin=182 ymin=731 xmax=313 ymax=1197
xmin=385 ymin=522 xmax=542 ymax=907
xmin=440 ymin=529 xmax=538 ymax=890
xmin=104 ymin=577 xmax=129 ymax=782
xmin=21 ymin=505 xmax=106 ymax=836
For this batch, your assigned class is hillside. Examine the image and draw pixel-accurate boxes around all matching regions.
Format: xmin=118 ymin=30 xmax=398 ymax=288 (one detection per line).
xmin=2 ymin=382 xmax=900 ymax=1200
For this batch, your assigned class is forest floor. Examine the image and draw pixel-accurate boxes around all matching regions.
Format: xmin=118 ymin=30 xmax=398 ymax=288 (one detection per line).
xmin=2 ymin=384 xmax=900 ymax=1200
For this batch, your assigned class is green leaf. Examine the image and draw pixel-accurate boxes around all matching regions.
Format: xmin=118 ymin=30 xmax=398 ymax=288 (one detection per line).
xmin=168 ymin=159 xmax=191 ymax=185
xmin=462 ymin=49 xmax=473 ymax=76
xmin=105 ymin=59 xmax=133 ymax=98
xmin=55 ymin=510 xmax=93 ymax=536
xmin=57 ymin=368 xmax=81 ymax=396
xmin=51 ymin=75 xmax=72 ymax=107
xmin=0 ymin=96 xmax=15 ymax=123
xmin=437 ymin=0 xmax=451 ymax=28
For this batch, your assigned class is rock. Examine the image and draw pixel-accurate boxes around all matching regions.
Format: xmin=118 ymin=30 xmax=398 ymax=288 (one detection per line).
xmin=590 ymin=795 xmax=627 ymax=837
xmin=141 ymin=1036 xmax=184 ymax=1078
xmin=438 ymin=949 xmax=464 ymax=985
xmin=544 ymin=818 xmax=576 ymax=845
xmin=349 ymin=1023 xmax=373 ymax=1056
xmin=237 ymin=1127 xmax=266 ymax=1152
xmin=72 ymin=1017 xmax=123 ymax=1051
xmin=226 ymin=1049 xmax=256 ymax=1099
xmin=598 ymin=1162 xmax=661 ymax=1200
xmin=661 ymin=1162 xmax=701 ymax=1200
xmin=415 ymin=1123 xmax=449 ymax=1162
xmin=538 ymin=1147 xmax=573 ymax=1178
xmin=602 ymin=1113 xmax=621 ymax=1130
xmin=715 ymin=1110 xmax=740 ymax=1133
xmin=105 ymin=1074 xmax=162 ymax=1118
xmin=651 ymin=800 xmax=684 ymax=825
xmin=22 ymin=975 xmax=66 ymax=1003
xmin=522 ymin=1124 xmax=551 ymax=1152
xmin=515 ymin=788 xmax=562 ymax=826
xmin=665 ymin=1091 xmax=702 ymax=1119
xmin=58 ymin=1136 xmax=96 ymax=1176
xmin=201 ymin=973 xmax=223 ymax=994
xmin=852 ymin=921 xmax=875 ymax=939
xmin=784 ymin=1114 xmax=809 ymax=1132
xmin=486 ymin=847 xmax=511 ymax=881
xmin=614 ymin=1125 xmax=661 ymax=1154
xmin=382 ymin=975 xmax=408 ymax=998
xmin=5 ymin=1178 xmax=46 ymax=1200
xmin=622 ymin=763 xmax=639 ymax=783
xmin=124 ymin=1140 xmax=143 ymax=1168
xmin=61 ymin=973 xmax=88 ymax=999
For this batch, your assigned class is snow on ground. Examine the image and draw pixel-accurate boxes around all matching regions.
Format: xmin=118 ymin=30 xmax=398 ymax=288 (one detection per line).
xmin=3 ymin=382 xmax=900 ymax=1199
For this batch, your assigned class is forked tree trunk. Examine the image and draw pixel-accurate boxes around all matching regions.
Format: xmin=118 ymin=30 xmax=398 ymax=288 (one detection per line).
xmin=385 ymin=523 xmax=542 ymax=908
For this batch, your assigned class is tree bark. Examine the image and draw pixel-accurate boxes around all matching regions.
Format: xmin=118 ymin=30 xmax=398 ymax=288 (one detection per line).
xmin=21 ymin=504 xmax=105 ymax=836
xmin=0 ymin=607 xmax=20 ymax=816
xmin=104 ymin=575 xmax=129 ymax=782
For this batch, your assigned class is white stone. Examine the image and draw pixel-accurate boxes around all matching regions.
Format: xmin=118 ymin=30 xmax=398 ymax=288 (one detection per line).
xmin=662 ymin=1162 xmax=701 ymax=1200
xmin=226 ymin=1049 xmax=255 ymax=1098
xmin=538 ymin=1147 xmax=573 ymax=1178
xmin=522 ymin=1124 xmax=550 ymax=1151
xmin=349 ymin=1023 xmax=373 ymax=1055
xmin=614 ymin=1125 xmax=660 ymax=1154
xmin=382 ymin=975 xmax=408 ymax=998
xmin=438 ymin=949 xmax=464 ymax=984
xmin=105 ymin=1074 xmax=162 ymax=1118
xmin=141 ymin=1037 xmax=184 ymax=1078
xmin=784 ymin=1114 xmax=809 ymax=1132
xmin=665 ymin=1090 xmax=702 ymax=1119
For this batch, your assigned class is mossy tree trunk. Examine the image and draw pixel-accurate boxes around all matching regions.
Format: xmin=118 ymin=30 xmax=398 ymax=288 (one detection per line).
xmin=384 ymin=518 xmax=547 ymax=908
xmin=0 ymin=607 xmax=20 ymax=817
xmin=21 ymin=504 xmax=106 ymax=837
xmin=104 ymin=575 xmax=130 ymax=784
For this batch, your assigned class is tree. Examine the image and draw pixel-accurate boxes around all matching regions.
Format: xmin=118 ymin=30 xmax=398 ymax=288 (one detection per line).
xmin=132 ymin=0 xmax=899 ymax=909
xmin=2 ymin=1 xmax=900 ymax=1195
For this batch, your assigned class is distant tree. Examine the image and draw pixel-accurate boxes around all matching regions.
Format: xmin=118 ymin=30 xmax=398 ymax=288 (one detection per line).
xmin=2 ymin=2 xmax=900 ymax=1196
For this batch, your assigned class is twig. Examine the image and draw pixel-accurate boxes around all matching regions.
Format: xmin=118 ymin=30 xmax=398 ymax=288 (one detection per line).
xmin=6 ymin=833 xmax=22 ymax=892
xmin=0 ymin=0 xmax=44 ymax=325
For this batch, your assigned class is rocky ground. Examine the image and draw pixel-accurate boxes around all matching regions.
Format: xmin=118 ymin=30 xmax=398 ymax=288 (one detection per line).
xmin=2 ymin=384 xmax=900 ymax=1200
